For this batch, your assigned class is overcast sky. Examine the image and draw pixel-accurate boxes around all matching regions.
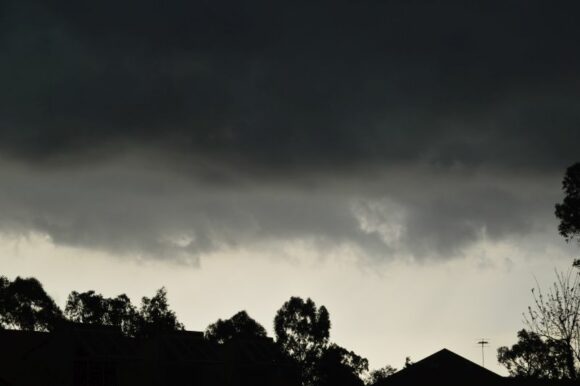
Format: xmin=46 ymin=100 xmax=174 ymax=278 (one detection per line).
xmin=1 ymin=0 xmax=580 ymax=375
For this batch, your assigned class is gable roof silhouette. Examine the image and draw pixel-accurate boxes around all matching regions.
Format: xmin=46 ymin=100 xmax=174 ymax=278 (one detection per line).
xmin=379 ymin=348 xmax=505 ymax=386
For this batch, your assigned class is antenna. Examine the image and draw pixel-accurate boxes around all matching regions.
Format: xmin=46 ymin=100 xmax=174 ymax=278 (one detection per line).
xmin=477 ymin=339 xmax=489 ymax=367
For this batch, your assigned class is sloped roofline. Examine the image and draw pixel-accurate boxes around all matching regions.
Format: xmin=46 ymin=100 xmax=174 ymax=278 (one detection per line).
xmin=386 ymin=347 xmax=503 ymax=381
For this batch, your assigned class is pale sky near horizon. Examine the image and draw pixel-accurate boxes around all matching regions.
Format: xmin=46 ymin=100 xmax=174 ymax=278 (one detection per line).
xmin=1 ymin=0 xmax=580 ymax=377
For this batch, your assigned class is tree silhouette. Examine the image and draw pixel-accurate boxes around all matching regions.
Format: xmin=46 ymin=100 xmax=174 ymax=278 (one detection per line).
xmin=135 ymin=287 xmax=184 ymax=336
xmin=1 ymin=273 xmax=383 ymax=386
xmin=498 ymin=162 xmax=580 ymax=379
xmin=0 ymin=276 xmax=63 ymax=331
xmin=65 ymin=291 xmax=107 ymax=325
xmin=556 ymin=162 xmax=580 ymax=242
xmin=205 ymin=310 xmax=267 ymax=344
xmin=315 ymin=343 xmax=368 ymax=386
xmin=523 ymin=270 xmax=580 ymax=379
xmin=274 ymin=296 xmax=331 ymax=386
xmin=365 ymin=365 xmax=397 ymax=385
xmin=105 ymin=294 xmax=137 ymax=336
xmin=65 ymin=290 xmax=137 ymax=336
xmin=106 ymin=294 xmax=138 ymax=336
xmin=497 ymin=329 xmax=568 ymax=379
xmin=555 ymin=162 xmax=580 ymax=266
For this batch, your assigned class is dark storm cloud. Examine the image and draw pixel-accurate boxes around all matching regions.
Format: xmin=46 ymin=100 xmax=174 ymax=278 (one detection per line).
xmin=0 ymin=1 xmax=577 ymax=261
xmin=1 ymin=0 xmax=579 ymax=169
xmin=0 ymin=157 xmax=562 ymax=262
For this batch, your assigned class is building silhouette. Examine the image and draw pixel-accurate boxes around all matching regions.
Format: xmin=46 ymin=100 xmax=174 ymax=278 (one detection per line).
xmin=3 ymin=327 xmax=579 ymax=386
xmin=0 ymin=323 xmax=298 ymax=386
xmin=377 ymin=348 xmax=503 ymax=386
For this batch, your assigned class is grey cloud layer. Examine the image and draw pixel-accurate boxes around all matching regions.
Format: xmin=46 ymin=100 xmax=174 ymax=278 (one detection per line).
xmin=0 ymin=158 xmax=561 ymax=261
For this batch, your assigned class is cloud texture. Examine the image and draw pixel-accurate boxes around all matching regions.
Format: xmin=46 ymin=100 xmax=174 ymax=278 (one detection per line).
xmin=0 ymin=0 xmax=577 ymax=261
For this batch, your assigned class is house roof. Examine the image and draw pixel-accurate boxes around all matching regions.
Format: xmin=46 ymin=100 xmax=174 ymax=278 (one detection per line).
xmin=378 ymin=348 xmax=505 ymax=386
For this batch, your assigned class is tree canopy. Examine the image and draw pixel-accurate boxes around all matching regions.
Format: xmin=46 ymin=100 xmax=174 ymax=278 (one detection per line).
xmin=1 ymin=276 xmax=185 ymax=338
xmin=65 ymin=290 xmax=137 ymax=336
xmin=205 ymin=310 xmax=267 ymax=344
xmin=274 ymin=296 xmax=370 ymax=386
xmin=136 ymin=287 xmax=184 ymax=336
xmin=0 ymin=276 xmax=63 ymax=331
xmin=315 ymin=343 xmax=368 ymax=386
xmin=498 ymin=329 xmax=568 ymax=379
xmin=365 ymin=365 xmax=397 ymax=385
xmin=274 ymin=297 xmax=331 ymax=364
xmin=556 ymin=162 xmax=580 ymax=244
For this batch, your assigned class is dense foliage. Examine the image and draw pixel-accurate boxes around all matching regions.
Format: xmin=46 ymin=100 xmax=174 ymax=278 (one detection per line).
xmin=498 ymin=329 xmax=568 ymax=379
xmin=1 ymin=276 xmax=183 ymax=338
xmin=205 ymin=310 xmax=267 ymax=343
xmin=556 ymin=162 xmax=580 ymax=245
xmin=0 ymin=276 xmax=62 ymax=331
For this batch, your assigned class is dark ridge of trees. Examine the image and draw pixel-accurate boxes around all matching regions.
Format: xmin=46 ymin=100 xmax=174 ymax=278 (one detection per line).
xmin=0 ymin=275 xmax=63 ymax=331
xmin=1 ymin=276 xmax=385 ymax=386
xmin=204 ymin=310 xmax=267 ymax=344
xmin=65 ymin=287 xmax=185 ymax=338
xmin=65 ymin=290 xmax=138 ymax=336
xmin=0 ymin=273 xmax=401 ymax=385
xmin=0 ymin=277 xmax=184 ymax=338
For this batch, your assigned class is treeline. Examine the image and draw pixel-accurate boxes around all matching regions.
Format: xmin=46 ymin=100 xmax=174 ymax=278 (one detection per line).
xmin=0 ymin=276 xmax=181 ymax=336
xmin=0 ymin=275 xmax=397 ymax=386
